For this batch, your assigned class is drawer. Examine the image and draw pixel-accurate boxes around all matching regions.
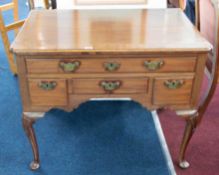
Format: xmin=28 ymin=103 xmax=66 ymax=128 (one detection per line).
xmin=69 ymin=78 xmax=148 ymax=94
xmin=28 ymin=79 xmax=67 ymax=106
xmin=26 ymin=57 xmax=196 ymax=74
xmin=153 ymin=76 xmax=194 ymax=105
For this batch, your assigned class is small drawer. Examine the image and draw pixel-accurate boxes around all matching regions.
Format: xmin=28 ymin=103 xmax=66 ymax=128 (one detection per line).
xmin=26 ymin=57 xmax=196 ymax=74
xmin=153 ymin=76 xmax=194 ymax=105
xmin=69 ymin=78 xmax=148 ymax=94
xmin=28 ymin=79 xmax=67 ymax=106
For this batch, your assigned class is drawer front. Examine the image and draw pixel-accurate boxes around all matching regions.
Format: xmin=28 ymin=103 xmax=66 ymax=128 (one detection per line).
xmin=153 ymin=77 xmax=194 ymax=105
xmin=69 ymin=78 xmax=148 ymax=94
xmin=26 ymin=57 xmax=196 ymax=74
xmin=28 ymin=79 xmax=67 ymax=106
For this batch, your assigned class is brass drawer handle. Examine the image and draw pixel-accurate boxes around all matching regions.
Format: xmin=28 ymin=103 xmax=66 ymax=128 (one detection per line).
xmin=100 ymin=80 xmax=121 ymax=93
xmin=59 ymin=61 xmax=81 ymax=73
xmin=104 ymin=62 xmax=120 ymax=72
xmin=164 ymin=80 xmax=185 ymax=89
xmin=38 ymin=81 xmax=57 ymax=90
xmin=144 ymin=60 xmax=164 ymax=71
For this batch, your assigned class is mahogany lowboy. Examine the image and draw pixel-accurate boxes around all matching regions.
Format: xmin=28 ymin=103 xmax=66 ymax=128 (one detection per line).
xmin=11 ymin=9 xmax=211 ymax=170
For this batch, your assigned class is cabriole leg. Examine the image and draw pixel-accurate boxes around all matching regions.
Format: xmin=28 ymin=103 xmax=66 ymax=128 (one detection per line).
xmin=178 ymin=116 xmax=197 ymax=169
xmin=22 ymin=112 xmax=45 ymax=170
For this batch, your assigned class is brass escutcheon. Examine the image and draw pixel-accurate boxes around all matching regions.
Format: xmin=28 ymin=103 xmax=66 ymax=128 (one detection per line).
xmin=104 ymin=62 xmax=121 ymax=72
xmin=59 ymin=60 xmax=81 ymax=73
xmin=144 ymin=60 xmax=164 ymax=71
xmin=100 ymin=80 xmax=121 ymax=93
xmin=38 ymin=81 xmax=57 ymax=90
xmin=164 ymin=80 xmax=185 ymax=89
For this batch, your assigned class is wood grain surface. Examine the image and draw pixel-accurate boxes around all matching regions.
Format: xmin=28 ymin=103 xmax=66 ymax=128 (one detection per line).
xmin=11 ymin=9 xmax=211 ymax=55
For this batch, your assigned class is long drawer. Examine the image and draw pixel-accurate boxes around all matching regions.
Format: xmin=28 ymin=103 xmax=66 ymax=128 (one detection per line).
xmin=26 ymin=57 xmax=197 ymax=74
xmin=68 ymin=78 xmax=149 ymax=94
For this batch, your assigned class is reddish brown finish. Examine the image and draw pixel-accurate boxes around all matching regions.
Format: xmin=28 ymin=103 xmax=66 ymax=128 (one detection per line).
xmin=26 ymin=57 xmax=197 ymax=74
xmin=153 ymin=76 xmax=194 ymax=105
xmin=11 ymin=9 xmax=211 ymax=54
xmin=28 ymin=79 xmax=67 ymax=106
xmin=22 ymin=115 xmax=40 ymax=170
xmin=199 ymin=0 xmax=216 ymax=45
xmin=178 ymin=0 xmax=219 ymax=169
xmin=69 ymin=78 xmax=148 ymax=94
xmin=11 ymin=9 xmax=212 ymax=170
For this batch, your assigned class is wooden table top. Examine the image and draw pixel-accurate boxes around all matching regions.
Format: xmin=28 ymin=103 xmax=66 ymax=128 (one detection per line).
xmin=11 ymin=9 xmax=211 ymax=55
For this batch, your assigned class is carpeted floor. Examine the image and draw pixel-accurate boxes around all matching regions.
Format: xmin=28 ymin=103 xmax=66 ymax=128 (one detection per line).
xmin=161 ymin=1 xmax=219 ymax=175
xmin=0 ymin=98 xmax=172 ymax=175
xmin=0 ymin=1 xmax=172 ymax=175
xmin=159 ymin=86 xmax=219 ymax=175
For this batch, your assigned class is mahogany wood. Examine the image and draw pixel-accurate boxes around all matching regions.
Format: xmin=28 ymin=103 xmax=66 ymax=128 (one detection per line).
xmin=178 ymin=0 xmax=219 ymax=169
xmin=69 ymin=78 xmax=148 ymax=94
xmin=22 ymin=114 xmax=40 ymax=170
xmin=11 ymin=9 xmax=212 ymax=170
xmin=28 ymin=79 xmax=67 ymax=106
xmin=153 ymin=76 xmax=194 ymax=105
xmin=26 ymin=57 xmax=197 ymax=74
xmin=178 ymin=116 xmax=197 ymax=169
xmin=11 ymin=10 xmax=211 ymax=55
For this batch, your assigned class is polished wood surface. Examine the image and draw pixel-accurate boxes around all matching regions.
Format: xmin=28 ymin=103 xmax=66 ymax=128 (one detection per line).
xmin=11 ymin=9 xmax=212 ymax=170
xmin=26 ymin=57 xmax=197 ymax=74
xmin=177 ymin=0 xmax=219 ymax=169
xmin=11 ymin=9 xmax=211 ymax=54
xmin=22 ymin=115 xmax=40 ymax=170
xmin=195 ymin=0 xmax=219 ymax=106
xmin=28 ymin=79 xmax=67 ymax=106
xmin=193 ymin=0 xmax=219 ymax=113
xmin=153 ymin=76 xmax=194 ymax=105
xmin=69 ymin=78 xmax=148 ymax=94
